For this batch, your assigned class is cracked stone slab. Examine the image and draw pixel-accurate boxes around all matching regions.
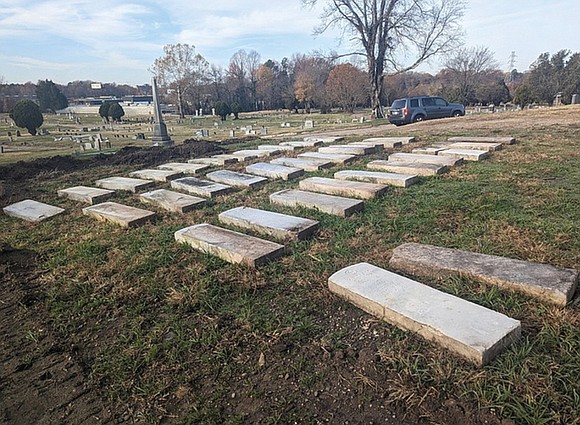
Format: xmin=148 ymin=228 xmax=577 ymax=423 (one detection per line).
xmin=128 ymin=169 xmax=183 ymax=182
xmin=219 ymin=206 xmax=319 ymax=241
xmin=175 ymin=223 xmax=285 ymax=267
xmin=157 ymin=162 xmax=210 ymax=175
xmin=299 ymin=177 xmax=388 ymax=200
xmin=171 ymin=177 xmax=233 ymax=198
xmin=334 ymin=170 xmax=418 ymax=188
xmin=448 ymin=136 xmax=516 ymax=145
xmin=438 ymin=149 xmax=490 ymax=161
xmin=318 ymin=145 xmax=375 ymax=155
xmin=82 ymin=202 xmax=155 ymax=228
xmin=3 ymin=199 xmax=65 ymax=222
xmin=188 ymin=157 xmax=237 ymax=166
xmin=206 ymin=170 xmax=268 ymax=189
xmin=95 ymin=176 xmax=154 ymax=193
xmin=270 ymin=189 xmax=363 ymax=217
xmin=388 ymin=153 xmax=463 ymax=166
xmin=246 ymin=163 xmax=304 ymax=180
xmin=389 ymin=243 xmax=579 ymax=306
xmin=298 ymin=152 xmax=357 ymax=165
xmin=367 ymin=160 xmax=448 ymax=176
xmin=57 ymin=186 xmax=114 ymax=204
xmin=329 ymin=262 xmax=521 ymax=366
xmin=139 ymin=189 xmax=206 ymax=213
xmin=270 ymin=157 xmax=333 ymax=171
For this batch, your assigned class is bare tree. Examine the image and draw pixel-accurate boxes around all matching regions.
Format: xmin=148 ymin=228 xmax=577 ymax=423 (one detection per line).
xmin=151 ymin=44 xmax=209 ymax=118
xmin=302 ymin=0 xmax=465 ymax=118
xmin=227 ymin=49 xmax=261 ymax=111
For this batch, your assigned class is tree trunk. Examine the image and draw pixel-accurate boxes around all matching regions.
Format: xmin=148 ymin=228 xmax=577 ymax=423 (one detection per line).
xmin=368 ymin=54 xmax=385 ymax=119
xmin=177 ymin=86 xmax=184 ymax=118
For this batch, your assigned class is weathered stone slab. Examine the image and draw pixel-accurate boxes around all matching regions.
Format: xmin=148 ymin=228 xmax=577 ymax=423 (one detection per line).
xmin=367 ymin=160 xmax=448 ymax=176
xmin=206 ymin=170 xmax=268 ymax=189
xmin=411 ymin=147 xmax=446 ymax=155
xmin=388 ymin=153 xmax=463 ymax=166
xmin=334 ymin=170 xmax=418 ymax=188
xmin=438 ymin=149 xmax=490 ymax=161
xmin=57 ymin=186 xmax=114 ymax=205
xmin=175 ymin=223 xmax=285 ymax=267
xmin=157 ymin=162 xmax=210 ymax=175
xmin=95 ymin=176 xmax=154 ymax=193
xmin=299 ymin=177 xmax=388 ymax=200
xmin=213 ymin=153 xmax=256 ymax=162
xmin=233 ymin=149 xmax=278 ymax=157
xmin=318 ymin=145 xmax=375 ymax=155
xmin=448 ymin=136 xmax=515 ymax=145
xmin=219 ymin=206 xmax=319 ymax=241
xmin=171 ymin=177 xmax=233 ymax=198
xmin=3 ymin=199 xmax=65 ymax=222
xmin=279 ymin=140 xmax=323 ymax=147
xmin=270 ymin=189 xmax=363 ymax=217
xmin=297 ymin=152 xmax=356 ymax=165
xmin=259 ymin=144 xmax=295 ymax=152
xmin=348 ymin=141 xmax=384 ymax=152
xmin=447 ymin=142 xmax=503 ymax=151
xmin=246 ymin=163 xmax=304 ymax=180
xmin=363 ymin=136 xmax=415 ymax=146
xmin=389 ymin=243 xmax=579 ymax=306
xmin=129 ymin=169 xmax=183 ymax=182
xmin=82 ymin=202 xmax=155 ymax=228
xmin=270 ymin=157 xmax=333 ymax=171
xmin=139 ymin=189 xmax=205 ymax=213
xmin=328 ymin=262 xmax=521 ymax=366
xmin=188 ymin=157 xmax=237 ymax=166
xmin=304 ymin=136 xmax=344 ymax=144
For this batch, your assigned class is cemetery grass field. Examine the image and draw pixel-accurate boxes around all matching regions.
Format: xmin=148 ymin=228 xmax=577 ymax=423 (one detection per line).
xmin=1 ymin=107 xmax=579 ymax=424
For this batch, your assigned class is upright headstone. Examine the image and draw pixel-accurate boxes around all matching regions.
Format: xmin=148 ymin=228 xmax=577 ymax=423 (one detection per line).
xmin=151 ymin=76 xmax=173 ymax=146
xmin=572 ymin=94 xmax=579 ymax=104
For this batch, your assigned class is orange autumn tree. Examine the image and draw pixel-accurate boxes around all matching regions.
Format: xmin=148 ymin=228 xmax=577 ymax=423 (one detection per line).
xmin=326 ymin=63 xmax=369 ymax=113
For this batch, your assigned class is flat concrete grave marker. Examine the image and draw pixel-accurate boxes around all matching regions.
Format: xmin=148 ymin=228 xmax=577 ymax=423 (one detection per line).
xmin=246 ymin=163 xmax=304 ymax=181
xmin=82 ymin=202 xmax=155 ymax=228
xmin=189 ymin=157 xmax=237 ymax=166
xmin=171 ymin=177 xmax=233 ymax=198
xmin=279 ymin=140 xmax=323 ymax=148
xmin=270 ymin=157 xmax=333 ymax=172
xmin=363 ymin=136 xmax=415 ymax=146
xmin=388 ymin=153 xmax=463 ymax=166
xmin=297 ymin=152 xmax=356 ymax=165
xmin=3 ymin=199 xmax=65 ymax=222
xmin=157 ymin=163 xmax=210 ymax=175
xmin=448 ymin=136 xmax=515 ymax=145
xmin=206 ymin=170 xmax=268 ymax=189
xmin=411 ymin=147 xmax=446 ymax=155
xmin=140 ymin=189 xmax=205 ymax=213
xmin=438 ymin=149 xmax=490 ymax=161
xmin=213 ymin=153 xmax=251 ymax=162
xmin=57 ymin=186 xmax=114 ymax=204
xmin=389 ymin=243 xmax=579 ymax=306
xmin=318 ymin=145 xmax=375 ymax=155
xmin=259 ymin=144 xmax=295 ymax=152
xmin=348 ymin=141 xmax=384 ymax=152
xmin=95 ymin=176 xmax=154 ymax=193
xmin=270 ymin=189 xmax=363 ymax=217
xmin=175 ymin=223 xmax=285 ymax=267
xmin=128 ymin=169 xmax=183 ymax=182
xmin=447 ymin=142 xmax=502 ymax=151
xmin=329 ymin=262 xmax=521 ymax=366
xmin=219 ymin=206 xmax=319 ymax=241
xmin=367 ymin=160 xmax=448 ymax=176
xmin=233 ymin=149 xmax=277 ymax=158
xmin=334 ymin=170 xmax=418 ymax=188
xmin=300 ymin=177 xmax=388 ymax=200
xmin=304 ymin=136 xmax=344 ymax=144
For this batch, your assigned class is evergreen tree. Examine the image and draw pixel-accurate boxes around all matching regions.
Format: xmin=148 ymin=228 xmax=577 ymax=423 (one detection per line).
xmin=36 ymin=79 xmax=68 ymax=112
xmin=10 ymin=100 xmax=44 ymax=135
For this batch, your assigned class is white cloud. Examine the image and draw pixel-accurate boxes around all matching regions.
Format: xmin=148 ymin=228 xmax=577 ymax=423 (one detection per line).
xmin=0 ymin=54 xmax=73 ymax=70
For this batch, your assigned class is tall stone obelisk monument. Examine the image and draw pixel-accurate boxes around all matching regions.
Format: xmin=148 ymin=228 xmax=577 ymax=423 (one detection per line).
xmin=151 ymin=76 xmax=173 ymax=146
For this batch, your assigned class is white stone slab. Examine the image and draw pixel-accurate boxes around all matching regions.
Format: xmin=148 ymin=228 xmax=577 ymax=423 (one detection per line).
xmin=157 ymin=162 xmax=210 ymax=175
xmin=270 ymin=189 xmax=363 ymax=217
xmin=363 ymin=136 xmax=415 ymax=146
xmin=212 ymin=153 xmax=252 ymax=162
xmin=57 ymin=186 xmax=114 ymax=204
xmin=270 ymin=157 xmax=333 ymax=171
xmin=246 ymin=163 xmax=304 ymax=180
xmin=171 ymin=177 xmax=233 ymax=198
xmin=299 ymin=177 xmax=388 ymax=200
xmin=139 ymin=189 xmax=205 ymax=213
xmin=411 ymin=147 xmax=446 ymax=155
xmin=297 ymin=152 xmax=357 ymax=165
xmin=388 ymin=153 xmax=463 ymax=166
xmin=259 ymin=144 xmax=295 ymax=152
xmin=206 ymin=170 xmax=268 ymax=189
xmin=448 ymin=136 xmax=516 ymax=145
xmin=82 ymin=202 xmax=155 ymax=228
xmin=233 ymin=149 xmax=277 ymax=157
xmin=188 ymin=157 xmax=237 ymax=166
xmin=334 ymin=170 xmax=418 ymax=188
xmin=279 ymin=140 xmax=322 ymax=147
xmin=318 ymin=145 xmax=375 ymax=155
xmin=447 ymin=142 xmax=503 ymax=151
xmin=95 ymin=177 xmax=154 ymax=193
xmin=175 ymin=223 xmax=285 ymax=267
xmin=219 ymin=206 xmax=319 ymax=241
xmin=367 ymin=160 xmax=448 ymax=176
xmin=304 ymin=136 xmax=344 ymax=144
xmin=389 ymin=243 xmax=579 ymax=306
xmin=438 ymin=149 xmax=490 ymax=161
xmin=348 ymin=141 xmax=384 ymax=152
xmin=329 ymin=262 xmax=521 ymax=366
xmin=3 ymin=199 xmax=65 ymax=222
xmin=129 ymin=169 xmax=183 ymax=182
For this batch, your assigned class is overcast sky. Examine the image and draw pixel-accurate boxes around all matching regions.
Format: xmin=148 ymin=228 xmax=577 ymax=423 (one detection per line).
xmin=1 ymin=0 xmax=579 ymax=85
